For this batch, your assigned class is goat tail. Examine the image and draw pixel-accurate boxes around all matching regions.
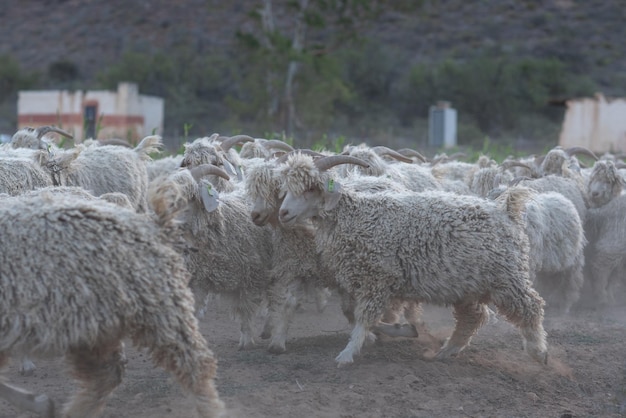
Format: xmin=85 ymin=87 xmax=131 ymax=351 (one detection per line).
xmin=134 ymin=135 xmax=163 ymax=160
xmin=495 ymin=185 xmax=533 ymax=225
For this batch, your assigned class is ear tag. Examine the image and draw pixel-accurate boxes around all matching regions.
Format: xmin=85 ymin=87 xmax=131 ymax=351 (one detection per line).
xmin=222 ymin=159 xmax=236 ymax=176
xmin=200 ymin=183 xmax=219 ymax=212
xmin=236 ymin=165 xmax=244 ymax=182
xmin=323 ymin=179 xmax=342 ymax=211
xmin=326 ymin=179 xmax=341 ymax=193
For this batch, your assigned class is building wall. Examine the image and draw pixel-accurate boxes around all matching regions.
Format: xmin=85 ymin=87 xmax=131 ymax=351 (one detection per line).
xmin=559 ymin=93 xmax=626 ymax=153
xmin=17 ymin=82 xmax=164 ymax=143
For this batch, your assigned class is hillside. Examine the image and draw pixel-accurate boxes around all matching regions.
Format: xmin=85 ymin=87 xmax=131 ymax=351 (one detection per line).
xmin=1 ymin=0 xmax=625 ymax=148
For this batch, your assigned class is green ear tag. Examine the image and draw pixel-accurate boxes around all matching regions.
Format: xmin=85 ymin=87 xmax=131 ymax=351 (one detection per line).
xmin=327 ymin=179 xmax=335 ymax=193
xmin=200 ymin=183 xmax=219 ymax=212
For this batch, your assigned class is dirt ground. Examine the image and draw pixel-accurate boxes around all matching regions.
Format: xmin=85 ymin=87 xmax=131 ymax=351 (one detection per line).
xmin=2 ymin=292 xmax=625 ymax=418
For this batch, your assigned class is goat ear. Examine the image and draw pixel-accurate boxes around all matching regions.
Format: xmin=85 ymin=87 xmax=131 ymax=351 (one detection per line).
xmin=199 ymin=182 xmax=219 ymax=212
xmin=45 ymin=147 xmax=81 ymax=169
xmin=322 ymin=179 xmax=342 ymax=211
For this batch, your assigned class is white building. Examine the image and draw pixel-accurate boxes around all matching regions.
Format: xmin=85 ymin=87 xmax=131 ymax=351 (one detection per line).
xmin=559 ymin=93 xmax=626 ymax=153
xmin=18 ymin=82 xmax=164 ymax=143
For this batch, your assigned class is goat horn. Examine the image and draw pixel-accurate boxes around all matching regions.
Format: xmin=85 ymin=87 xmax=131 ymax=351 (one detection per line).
xmin=396 ymin=148 xmax=428 ymax=163
xmin=314 ymin=155 xmax=370 ymax=172
xmin=501 ymin=161 xmax=532 ymax=171
xmin=508 ymin=176 xmax=531 ymax=187
xmin=371 ymin=146 xmax=414 ymax=164
xmin=189 ymin=164 xmax=230 ymax=181
xmin=35 ymin=126 xmax=73 ymax=140
xmin=429 ymin=155 xmax=448 ymax=166
xmin=261 ymin=139 xmax=295 ymax=152
xmin=447 ymin=152 xmax=467 ymax=160
xmin=565 ymin=146 xmax=598 ymax=161
xmin=274 ymin=149 xmax=323 ymax=164
xmin=98 ymin=138 xmax=132 ymax=147
xmin=219 ymin=135 xmax=254 ymax=152
xmin=615 ymin=162 xmax=626 ymax=170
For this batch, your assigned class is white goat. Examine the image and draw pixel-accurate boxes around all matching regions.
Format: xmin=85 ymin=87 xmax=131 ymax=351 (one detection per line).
xmin=276 ymin=153 xmax=548 ymax=367
xmin=154 ymin=165 xmax=275 ymax=350
xmin=0 ymin=187 xmax=224 ymax=418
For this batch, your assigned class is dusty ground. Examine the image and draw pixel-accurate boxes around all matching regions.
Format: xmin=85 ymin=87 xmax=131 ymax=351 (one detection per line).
xmin=2 ymin=292 xmax=625 ymax=418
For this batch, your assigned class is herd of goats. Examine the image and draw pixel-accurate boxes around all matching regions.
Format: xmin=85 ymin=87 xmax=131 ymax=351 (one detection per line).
xmin=0 ymin=125 xmax=624 ymax=417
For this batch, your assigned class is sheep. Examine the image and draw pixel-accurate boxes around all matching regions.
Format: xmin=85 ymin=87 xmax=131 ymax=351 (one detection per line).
xmin=586 ymin=160 xmax=625 ymax=208
xmin=43 ymin=134 xmax=162 ymax=212
xmin=276 ymin=153 xmax=548 ymax=367
xmin=154 ymin=164 xmax=275 ymax=350
xmin=0 ymin=187 xmax=224 ymax=417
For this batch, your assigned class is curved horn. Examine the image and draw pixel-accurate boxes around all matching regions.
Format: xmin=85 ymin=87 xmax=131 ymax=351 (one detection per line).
xmin=35 ymin=126 xmax=74 ymax=140
xmin=565 ymin=146 xmax=598 ymax=161
xmin=189 ymin=164 xmax=230 ymax=181
xmin=371 ymin=146 xmax=414 ymax=164
xmin=614 ymin=162 xmax=626 ymax=170
xmin=447 ymin=152 xmax=467 ymax=160
xmin=261 ymin=139 xmax=295 ymax=153
xmin=298 ymin=149 xmax=326 ymax=158
xmin=501 ymin=161 xmax=532 ymax=171
xmin=396 ymin=148 xmax=428 ymax=163
xmin=429 ymin=155 xmax=449 ymax=166
xmin=98 ymin=138 xmax=132 ymax=147
xmin=314 ymin=155 xmax=370 ymax=172
xmin=508 ymin=176 xmax=532 ymax=187
xmin=274 ymin=149 xmax=324 ymax=165
xmin=219 ymin=135 xmax=254 ymax=152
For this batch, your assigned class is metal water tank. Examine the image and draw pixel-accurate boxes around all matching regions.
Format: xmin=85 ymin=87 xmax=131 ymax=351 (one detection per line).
xmin=429 ymin=101 xmax=457 ymax=148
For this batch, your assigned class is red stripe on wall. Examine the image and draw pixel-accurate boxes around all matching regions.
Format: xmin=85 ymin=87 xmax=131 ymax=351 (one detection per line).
xmin=18 ymin=114 xmax=83 ymax=125
xmin=18 ymin=114 xmax=145 ymax=127
xmin=101 ymin=115 xmax=145 ymax=126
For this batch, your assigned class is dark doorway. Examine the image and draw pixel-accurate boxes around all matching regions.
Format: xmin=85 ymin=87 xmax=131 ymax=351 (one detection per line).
xmin=84 ymin=104 xmax=97 ymax=139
